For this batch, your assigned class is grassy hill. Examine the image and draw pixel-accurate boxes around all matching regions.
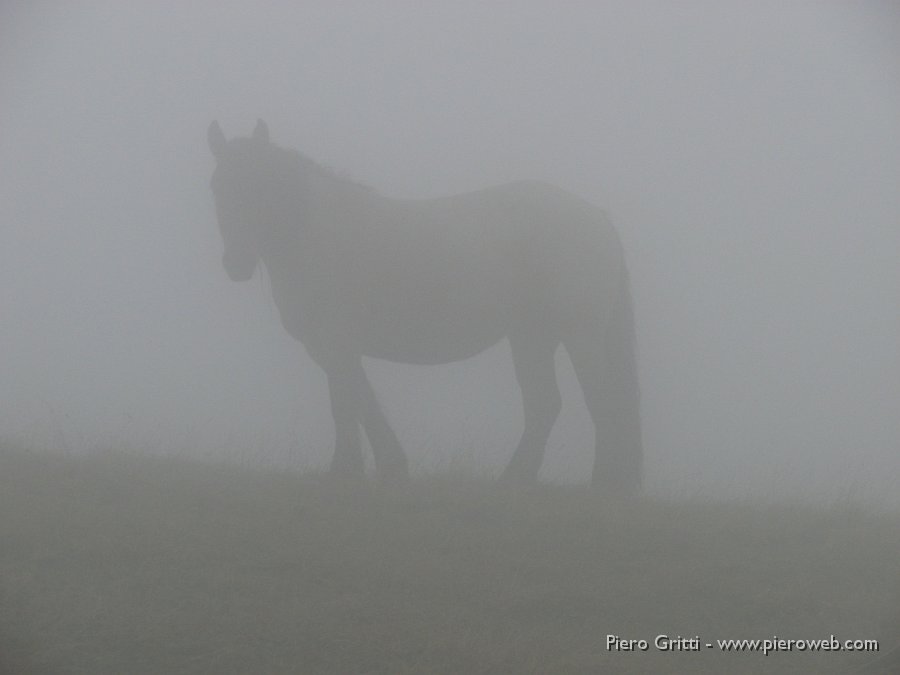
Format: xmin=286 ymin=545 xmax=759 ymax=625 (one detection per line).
xmin=1 ymin=444 xmax=897 ymax=674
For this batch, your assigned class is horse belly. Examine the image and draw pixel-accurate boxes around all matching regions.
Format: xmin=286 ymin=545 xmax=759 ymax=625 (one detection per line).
xmin=358 ymin=233 xmax=554 ymax=364
xmin=363 ymin=293 xmax=511 ymax=364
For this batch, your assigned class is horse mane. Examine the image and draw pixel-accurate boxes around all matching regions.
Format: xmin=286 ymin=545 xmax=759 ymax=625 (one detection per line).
xmin=275 ymin=144 xmax=375 ymax=198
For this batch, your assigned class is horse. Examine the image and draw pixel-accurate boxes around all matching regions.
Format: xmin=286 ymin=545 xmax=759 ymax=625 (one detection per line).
xmin=207 ymin=119 xmax=642 ymax=492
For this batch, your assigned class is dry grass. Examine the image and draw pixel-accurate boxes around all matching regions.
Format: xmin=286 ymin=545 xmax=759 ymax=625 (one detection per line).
xmin=1 ymin=443 xmax=897 ymax=674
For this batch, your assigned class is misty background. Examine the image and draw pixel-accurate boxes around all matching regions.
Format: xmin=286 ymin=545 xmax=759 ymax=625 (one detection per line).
xmin=1 ymin=2 xmax=898 ymax=507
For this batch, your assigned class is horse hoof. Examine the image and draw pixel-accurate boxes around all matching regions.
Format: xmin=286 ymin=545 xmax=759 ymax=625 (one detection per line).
xmin=497 ymin=470 xmax=537 ymax=489
xmin=377 ymin=470 xmax=409 ymax=491
xmin=325 ymin=466 xmax=366 ymax=487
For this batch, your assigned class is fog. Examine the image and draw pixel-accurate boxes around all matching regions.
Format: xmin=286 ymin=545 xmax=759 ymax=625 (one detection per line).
xmin=2 ymin=1 xmax=898 ymax=507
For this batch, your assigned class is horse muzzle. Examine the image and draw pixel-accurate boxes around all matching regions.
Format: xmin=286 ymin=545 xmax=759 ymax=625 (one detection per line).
xmin=222 ymin=252 xmax=256 ymax=282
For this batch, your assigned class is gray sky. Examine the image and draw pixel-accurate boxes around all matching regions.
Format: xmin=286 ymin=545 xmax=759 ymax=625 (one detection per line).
xmin=2 ymin=1 xmax=898 ymax=506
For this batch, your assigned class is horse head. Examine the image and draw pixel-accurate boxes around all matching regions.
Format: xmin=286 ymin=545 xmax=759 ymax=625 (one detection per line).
xmin=207 ymin=119 xmax=273 ymax=282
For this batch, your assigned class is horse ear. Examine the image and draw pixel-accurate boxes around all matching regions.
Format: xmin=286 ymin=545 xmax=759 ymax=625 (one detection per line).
xmin=253 ymin=118 xmax=270 ymax=144
xmin=208 ymin=121 xmax=227 ymax=158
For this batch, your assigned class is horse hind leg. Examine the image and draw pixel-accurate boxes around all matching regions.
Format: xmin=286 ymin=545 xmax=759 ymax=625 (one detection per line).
xmin=564 ymin=324 xmax=642 ymax=494
xmin=501 ymin=335 xmax=562 ymax=484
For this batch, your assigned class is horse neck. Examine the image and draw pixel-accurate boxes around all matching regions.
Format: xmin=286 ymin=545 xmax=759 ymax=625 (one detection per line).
xmin=257 ymin=162 xmax=383 ymax=278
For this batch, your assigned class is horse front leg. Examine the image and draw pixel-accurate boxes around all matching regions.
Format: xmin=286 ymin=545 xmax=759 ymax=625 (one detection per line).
xmin=501 ymin=335 xmax=562 ymax=484
xmin=360 ymin=372 xmax=409 ymax=482
xmin=326 ymin=362 xmax=366 ymax=478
